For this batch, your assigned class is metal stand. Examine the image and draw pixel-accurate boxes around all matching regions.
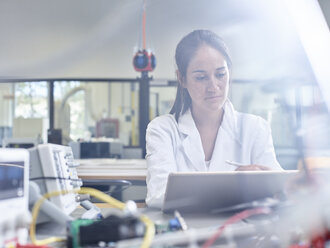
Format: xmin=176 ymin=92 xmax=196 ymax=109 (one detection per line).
xmin=138 ymin=71 xmax=151 ymax=157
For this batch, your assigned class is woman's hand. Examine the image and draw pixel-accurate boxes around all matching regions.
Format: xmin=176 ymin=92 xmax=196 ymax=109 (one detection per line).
xmin=235 ymin=164 xmax=271 ymax=171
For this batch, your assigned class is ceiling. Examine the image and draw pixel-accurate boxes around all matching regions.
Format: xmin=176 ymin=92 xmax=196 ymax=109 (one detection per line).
xmin=0 ymin=0 xmax=328 ymax=83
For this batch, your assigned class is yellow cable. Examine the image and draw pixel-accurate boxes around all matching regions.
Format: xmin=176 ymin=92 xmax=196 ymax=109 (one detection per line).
xmin=30 ymin=187 xmax=155 ymax=247
xmin=30 ymin=189 xmax=72 ymax=246
xmin=139 ymin=214 xmax=155 ymax=248
xmin=78 ymin=188 xmax=155 ymax=248
xmin=78 ymin=187 xmax=126 ymax=209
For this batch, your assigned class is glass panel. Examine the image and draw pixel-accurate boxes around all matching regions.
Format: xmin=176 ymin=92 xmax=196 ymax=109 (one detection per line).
xmin=0 ymin=83 xmax=14 ymax=145
xmin=230 ymin=81 xmax=330 ymax=169
xmin=1 ymin=75 xmax=328 ymax=168
xmin=54 ymin=81 xmax=139 ymax=146
xmin=54 ymin=81 xmax=84 ymax=144
xmin=14 ymin=82 xmax=48 ymax=118
xmin=0 ymin=81 xmax=48 ymax=145
xmin=150 ymin=80 xmax=177 ymax=120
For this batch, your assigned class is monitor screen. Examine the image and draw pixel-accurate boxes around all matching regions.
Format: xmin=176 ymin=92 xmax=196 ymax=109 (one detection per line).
xmin=0 ymin=162 xmax=24 ymax=200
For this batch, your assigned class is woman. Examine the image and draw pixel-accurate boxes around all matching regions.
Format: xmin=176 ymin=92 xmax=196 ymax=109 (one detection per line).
xmin=145 ymin=30 xmax=282 ymax=208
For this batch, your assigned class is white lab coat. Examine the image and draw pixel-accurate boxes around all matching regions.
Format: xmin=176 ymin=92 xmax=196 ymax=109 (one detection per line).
xmin=145 ymin=100 xmax=282 ymax=208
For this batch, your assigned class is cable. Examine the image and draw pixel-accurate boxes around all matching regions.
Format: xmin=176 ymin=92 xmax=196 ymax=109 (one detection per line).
xmin=31 ymin=177 xmax=130 ymax=194
xmin=142 ymin=0 xmax=146 ymax=50
xmin=30 ymin=189 xmax=73 ymax=246
xmin=30 ymin=187 xmax=155 ymax=248
xmin=202 ymin=207 xmax=271 ymax=248
xmin=139 ymin=214 xmax=155 ymax=248
xmin=32 ymin=177 xmax=131 ymax=198
xmin=78 ymin=188 xmax=155 ymax=248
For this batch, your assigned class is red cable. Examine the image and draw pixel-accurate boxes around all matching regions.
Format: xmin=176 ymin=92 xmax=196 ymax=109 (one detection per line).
xmin=16 ymin=244 xmax=51 ymax=248
xmin=202 ymin=207 xmax=271 ymax=248
xmin=142 ymin=0 xmax=146 ymax=50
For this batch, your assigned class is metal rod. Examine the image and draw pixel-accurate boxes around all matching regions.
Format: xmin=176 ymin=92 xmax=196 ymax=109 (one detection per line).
xmin=49 ymin=81 xmax=54 ymax=130
xmin=0 ymin=78 xmax=139 ymax=83
xmin=139 ymin=71 xmax=150 ymax=157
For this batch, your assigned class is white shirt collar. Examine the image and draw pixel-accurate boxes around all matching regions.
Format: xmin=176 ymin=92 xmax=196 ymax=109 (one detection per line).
xmin=177 ymin=99 xmax=241 ymax=144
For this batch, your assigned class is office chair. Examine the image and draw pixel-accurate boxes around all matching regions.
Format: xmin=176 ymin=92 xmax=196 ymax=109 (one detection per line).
xmin=82 ymin=179 xmax=132 ymax=202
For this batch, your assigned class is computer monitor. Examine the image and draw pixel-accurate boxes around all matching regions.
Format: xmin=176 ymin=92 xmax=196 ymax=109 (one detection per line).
xmin=0 ymin=148 xmax=29 ymax=246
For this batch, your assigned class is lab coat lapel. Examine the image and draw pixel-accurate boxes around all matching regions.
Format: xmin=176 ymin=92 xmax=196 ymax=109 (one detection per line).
xmin=209 ymin=100 xmax=242 ymax=170
xmin=178 ymin=110 xmax=206 ymax=171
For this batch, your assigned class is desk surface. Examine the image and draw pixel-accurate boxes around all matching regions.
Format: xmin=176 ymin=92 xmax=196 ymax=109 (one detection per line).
xmin=73 ymin=206 xmax=235 ymax=229
xmin=37 ymin=207 xmax=272 ymax=248
xmin=76 ymin=158 xmax=147 ymax=180
xmin=118 ymin=208 xmax=259 ymax=248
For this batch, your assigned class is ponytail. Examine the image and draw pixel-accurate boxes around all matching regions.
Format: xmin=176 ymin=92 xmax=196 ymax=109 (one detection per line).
xmin=169 ymin=84 xmax=191 ymax=121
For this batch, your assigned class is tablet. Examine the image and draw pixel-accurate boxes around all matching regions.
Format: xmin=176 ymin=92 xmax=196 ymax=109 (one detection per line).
xmin=162 ymin=170 xmax=298 ymax=213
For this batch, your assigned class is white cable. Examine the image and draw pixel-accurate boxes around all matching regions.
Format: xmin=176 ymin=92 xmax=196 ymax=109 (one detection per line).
xmin=29 ymin=181 xmax=73 ymax=225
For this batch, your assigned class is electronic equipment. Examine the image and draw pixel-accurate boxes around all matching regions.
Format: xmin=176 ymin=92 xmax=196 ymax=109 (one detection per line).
xmin=47 ymin=128 xmax=62 ymax=145
xmin=0 ymin=148 xmax=30 ymax=247
xmin=163 ymin=170 xmax=299 ymax=213
xmin=96 ymin=118 xmax=119 ymax=138
xmin=29 ymin=144 xmax=82 ymax=223
xmin=69 ymin=140 xmax=123 ymax=159
xmin=122 ymin=146 xmax=143 ymax=159
xmin=3 ymin=137 xmax=42 ymax=149
xmin=67 ymin=215 xmax=145 ymax=248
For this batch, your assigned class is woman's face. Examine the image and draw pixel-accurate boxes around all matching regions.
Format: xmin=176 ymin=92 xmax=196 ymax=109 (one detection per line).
xmin=182 ymin=45 xmax=229 ymax=113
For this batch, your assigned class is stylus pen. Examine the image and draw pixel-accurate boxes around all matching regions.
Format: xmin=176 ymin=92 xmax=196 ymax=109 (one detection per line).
xmin=174 ymin=210 xmax=188 ymax=231
xmin=225 ymin=160 xmax=249 ymax=167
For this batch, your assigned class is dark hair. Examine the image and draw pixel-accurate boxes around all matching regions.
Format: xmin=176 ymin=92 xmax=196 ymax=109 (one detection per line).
xmin=169 ymin=30 xmax=232 ymax=121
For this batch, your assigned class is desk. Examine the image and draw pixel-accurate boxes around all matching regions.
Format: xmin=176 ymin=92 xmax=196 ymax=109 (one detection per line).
xmin=76 ymin=159 xmax=147 ymax=181
xmin=36 ymin=207 xmax=276 ymax=248
xmin=73 ymin=207 xmax=252 ymax=246
xmin=117 ymin=208 xmax=263 ymax=248
xmin=76 ymin=159 xmax=147 ymax=202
